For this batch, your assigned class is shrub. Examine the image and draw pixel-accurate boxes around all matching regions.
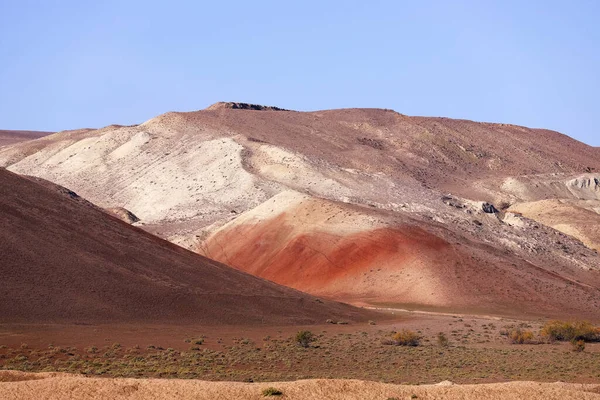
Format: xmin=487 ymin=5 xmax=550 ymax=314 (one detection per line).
xmin=437 ymin=332 xmax=449 ymax=347
xmin=509 ymin=329 xmax=534 ymax=344
xmin=571 ymin=339 xmax=586 ymax=352
xmin=295 ymin=330 xmax=316 ymax=348
xmin=262 ymin=387 xmax=283 ymax=396
xmin=541 ymin=320 xmax=599 ymax=342
xmin=392 ymin=330 xmax=421 ymax=346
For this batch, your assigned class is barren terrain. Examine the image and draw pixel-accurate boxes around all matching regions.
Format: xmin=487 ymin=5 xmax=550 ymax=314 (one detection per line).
xmin=2 ymin=104 xmax=600 ymax=318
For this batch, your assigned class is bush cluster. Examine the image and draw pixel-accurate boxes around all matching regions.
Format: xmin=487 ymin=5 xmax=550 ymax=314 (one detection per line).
xmin=540 ymin=320 xmax=599 ymax=342
xmin=509 ymin=328 xmax=534 ymax=344
xmin=391 ymin=330 xmax=421 ymax=346
xmin=295 ymin=330 xmax=316 ymax=348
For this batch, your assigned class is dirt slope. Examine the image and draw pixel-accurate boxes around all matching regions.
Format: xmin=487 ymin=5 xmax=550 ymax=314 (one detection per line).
xmin=1 ymin=372 xmax=600 ymax=400
xmin=510 ymin=199 xmax=600 ymax=252
xmin=0 ymin=168 xmax=367 ymax=325
xmin=2 ymin=104 xmax=600 ymax=317
xmin=0 ymin=130 xmax=51 ymax=147
xmin=199 ymin=191 xmax=600 ymax=318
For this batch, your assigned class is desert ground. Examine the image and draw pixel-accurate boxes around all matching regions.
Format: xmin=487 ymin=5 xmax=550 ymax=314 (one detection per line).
xmin=1 ymin=312 xmax=600 ymax=383
xmin=2 ymin=312 xmax=600 ymax=399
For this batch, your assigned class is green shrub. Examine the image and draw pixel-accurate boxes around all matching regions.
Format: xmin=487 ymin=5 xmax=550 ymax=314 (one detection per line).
xmin=262 ymin=387 xmax=283 ymax=396
xmin=295 ymin=330 xmax=316 ymax=348
xmin=392 ymin=330 xmax=421 ymax=346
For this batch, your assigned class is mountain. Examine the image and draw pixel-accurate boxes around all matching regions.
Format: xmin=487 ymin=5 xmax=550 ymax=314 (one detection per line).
xmin=0 ymin=130 xmax=51 ymax=147
xmin=0 ymin=167 xmax=366 ymax=325
xmin=2 ymin=103 xmax=600 ymax=319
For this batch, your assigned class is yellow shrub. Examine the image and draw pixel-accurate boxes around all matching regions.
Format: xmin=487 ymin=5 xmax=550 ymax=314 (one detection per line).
xmin=392 ymin=330 xmax=421 ymax=346
xmin=509 ymin=329 xmax=534 ymax=344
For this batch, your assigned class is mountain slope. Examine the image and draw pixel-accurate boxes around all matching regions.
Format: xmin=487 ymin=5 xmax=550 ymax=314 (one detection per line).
xmin=2 ymin=104 xmax=600 ymax=318
xmin=0 ymin=168 xmax=367 ymax=325
xmin=0 ymin=130 xmax=51 ymax=147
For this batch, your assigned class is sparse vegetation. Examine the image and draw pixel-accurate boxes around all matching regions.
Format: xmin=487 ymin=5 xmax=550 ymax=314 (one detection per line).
xmin=3 ymin=319 xmax=600 ymax=384
xmin=262 ymin=387 xmax=283 ymax=396
xmin=295 ymin=330 xmax=316 ymax=348
xmin=184 ymin=337 xmax=204 ymax=345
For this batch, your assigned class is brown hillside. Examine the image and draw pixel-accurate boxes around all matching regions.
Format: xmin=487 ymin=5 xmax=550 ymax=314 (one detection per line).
xmin=0 ymin=168 xmax=367 ymax=325
xmin=0 ymin=130 xmax=51 ymax=147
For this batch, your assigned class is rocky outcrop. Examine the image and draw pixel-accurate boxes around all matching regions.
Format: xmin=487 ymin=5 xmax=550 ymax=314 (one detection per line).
xmin=567 ymin=175 xmax=600 ymax=191
xmin=206 ymin=102 xmax=290 ymax=111
xmin=482 ymin=202 xmax=499 ymax=214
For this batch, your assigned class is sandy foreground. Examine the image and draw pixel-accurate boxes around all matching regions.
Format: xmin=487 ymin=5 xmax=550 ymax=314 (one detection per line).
xmin=1 ymin=371 xmax=600 ymax=400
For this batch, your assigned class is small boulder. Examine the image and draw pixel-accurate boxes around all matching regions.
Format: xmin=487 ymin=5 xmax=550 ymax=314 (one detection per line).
xmin=482 ymin=202 xmax=499 ymax=214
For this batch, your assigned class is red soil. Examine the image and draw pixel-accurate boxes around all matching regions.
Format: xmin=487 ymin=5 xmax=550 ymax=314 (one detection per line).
xmin=201 ymin=204 xmax=600 ymax=320
xmin=204 ymin=216 xmax=447 ymax=293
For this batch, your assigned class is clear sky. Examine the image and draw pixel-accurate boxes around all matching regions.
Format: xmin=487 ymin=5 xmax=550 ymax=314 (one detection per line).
xmin=1 ymin=0 xmax=598 ymax=146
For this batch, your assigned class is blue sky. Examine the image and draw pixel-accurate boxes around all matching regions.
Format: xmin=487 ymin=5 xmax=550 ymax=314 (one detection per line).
xmin=1 ymin=0 xmax=598 ymax=145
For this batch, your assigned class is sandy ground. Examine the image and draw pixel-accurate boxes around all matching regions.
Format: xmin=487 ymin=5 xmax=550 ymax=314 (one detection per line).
xmin=1 ymin=371 xmax=599 ymax=400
